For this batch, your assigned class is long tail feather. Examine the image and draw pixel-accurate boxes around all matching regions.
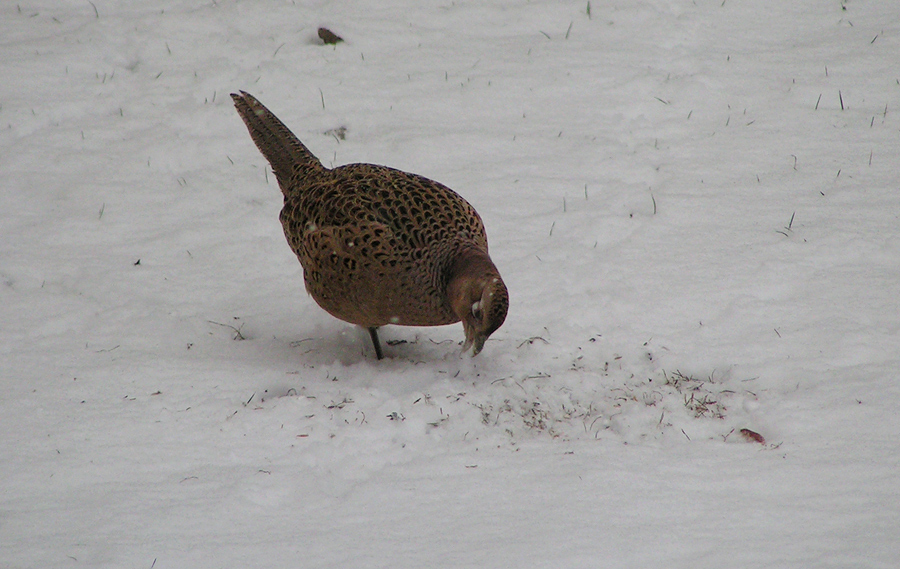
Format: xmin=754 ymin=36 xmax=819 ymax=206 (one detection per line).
xmin=231 ymin=91 xmax=324 ymax=195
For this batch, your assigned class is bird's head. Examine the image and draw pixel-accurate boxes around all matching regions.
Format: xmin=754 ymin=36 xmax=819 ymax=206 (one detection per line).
xmin=448 ymin=255 xmax=508 ymax=356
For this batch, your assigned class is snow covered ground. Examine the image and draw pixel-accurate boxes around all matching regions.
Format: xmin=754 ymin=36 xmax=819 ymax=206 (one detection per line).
xmin=2 ymin=0 xmax=899 ymax=567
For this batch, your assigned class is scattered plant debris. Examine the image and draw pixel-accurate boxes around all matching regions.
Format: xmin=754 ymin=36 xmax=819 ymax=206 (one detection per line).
xmin=324 ymin=125 xmax=347 ymax=141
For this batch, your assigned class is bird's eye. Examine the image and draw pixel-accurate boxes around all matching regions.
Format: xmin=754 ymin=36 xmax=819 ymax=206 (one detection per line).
xmin=471 ymin=301 xmax=483 ymax=321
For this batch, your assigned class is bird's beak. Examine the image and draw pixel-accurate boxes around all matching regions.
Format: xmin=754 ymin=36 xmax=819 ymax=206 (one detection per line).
xmin=466 ymin=332 xmax=486 ymax=356
xmin=461 ymin=321 xmax=486 ymax=356
xmin=471 ymin=334 xmax=486 ymax=356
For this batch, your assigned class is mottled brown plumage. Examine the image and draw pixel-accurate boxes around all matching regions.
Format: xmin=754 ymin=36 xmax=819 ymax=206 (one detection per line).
xmin=231 ymin=91 xmax=508 ymax=359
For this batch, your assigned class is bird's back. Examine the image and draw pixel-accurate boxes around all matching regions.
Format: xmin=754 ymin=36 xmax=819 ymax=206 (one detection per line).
xmin=283 ymin=162 xmax=488 ymax=252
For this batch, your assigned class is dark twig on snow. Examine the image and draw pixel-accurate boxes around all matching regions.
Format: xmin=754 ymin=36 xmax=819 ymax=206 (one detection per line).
xmin=208 ymin=320 xmax=246 ymax=340
xmin=518 ymin=336 xmax=549 ymax=348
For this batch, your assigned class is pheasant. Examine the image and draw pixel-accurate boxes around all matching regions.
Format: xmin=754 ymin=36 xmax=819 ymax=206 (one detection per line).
xmin=231 ymin=91 xmax=508 ymax=359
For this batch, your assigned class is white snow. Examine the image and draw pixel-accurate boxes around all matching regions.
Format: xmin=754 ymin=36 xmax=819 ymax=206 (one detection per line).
xmin=2 ymin=1 xmax=899 ymax=567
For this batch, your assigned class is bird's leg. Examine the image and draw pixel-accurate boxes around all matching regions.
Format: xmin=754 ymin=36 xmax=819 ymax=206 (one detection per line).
xmin=367 ymin=327 xmax=384 ymax=360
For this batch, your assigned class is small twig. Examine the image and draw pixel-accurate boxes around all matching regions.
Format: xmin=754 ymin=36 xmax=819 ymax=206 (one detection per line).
xmin=327 ymin=397 xmax=353 ymax=410
xmin=517 ymin=336 xmax=549 ymax=348
xmin=208 ymin=320 xmax=246 ymax=340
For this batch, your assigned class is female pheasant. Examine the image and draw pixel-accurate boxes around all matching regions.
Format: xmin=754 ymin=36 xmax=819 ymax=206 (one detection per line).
xmin=231 ymin=91 xmax=508 ymax=359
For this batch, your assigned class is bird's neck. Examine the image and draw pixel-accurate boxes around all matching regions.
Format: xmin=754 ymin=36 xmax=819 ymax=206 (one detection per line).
xmin=449 ymin=248 xmax=498 ymax=283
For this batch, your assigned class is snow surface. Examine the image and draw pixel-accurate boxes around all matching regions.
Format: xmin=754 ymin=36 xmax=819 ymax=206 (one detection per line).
xmin=2 ymin=0 xmax=899 ymax=567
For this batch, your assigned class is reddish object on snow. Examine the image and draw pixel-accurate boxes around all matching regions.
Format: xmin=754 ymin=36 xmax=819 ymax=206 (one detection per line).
xmin=740 ymin=429 xmax=766 ymax=444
